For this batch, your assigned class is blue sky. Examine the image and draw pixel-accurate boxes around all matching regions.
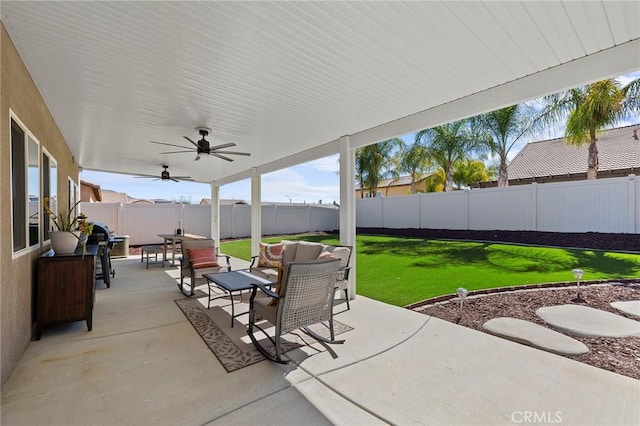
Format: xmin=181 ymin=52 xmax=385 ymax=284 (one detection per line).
xmin=80 ymin=71 xmax=639 ymax=204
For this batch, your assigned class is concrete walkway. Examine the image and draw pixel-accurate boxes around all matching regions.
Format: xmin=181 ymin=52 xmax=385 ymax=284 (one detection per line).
xmin=2 ymin=256 xmax=638 ymax=425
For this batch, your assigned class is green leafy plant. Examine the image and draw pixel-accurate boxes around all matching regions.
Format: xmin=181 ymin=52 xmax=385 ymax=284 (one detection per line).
xmin=44 ymin=198 xmax=94 ymax=250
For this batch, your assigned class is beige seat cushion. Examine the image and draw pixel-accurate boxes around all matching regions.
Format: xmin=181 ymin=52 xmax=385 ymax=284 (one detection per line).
xmin=293 ymin=241 xmax=324 ymax=262
xmin=331 ymin=246 xmax=350 ymax=268
xmin=254 ymin=296 xmax=277 ymax=324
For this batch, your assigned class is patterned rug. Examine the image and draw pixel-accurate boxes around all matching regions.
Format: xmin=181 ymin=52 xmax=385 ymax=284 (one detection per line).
xmin=174 ymin=293 xmax=352 ymax=373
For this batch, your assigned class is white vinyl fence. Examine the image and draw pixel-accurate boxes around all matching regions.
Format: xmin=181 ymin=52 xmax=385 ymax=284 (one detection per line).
xmin=81 ymin=175 xmax=639 ymax=246
xmin=357 ymin=175 xmax=640 ymax=234
xmin=80 ymin=203 xmax=339 ymax=245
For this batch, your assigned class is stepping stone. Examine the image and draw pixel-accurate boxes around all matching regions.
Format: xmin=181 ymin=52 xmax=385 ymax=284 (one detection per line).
xmin=536 ymin=305 xmax=640 ymax=338
xmin=611 ymin=300 xmax=640 ymax=318
xmin=483 ymin=317 xmax=589 ymax=356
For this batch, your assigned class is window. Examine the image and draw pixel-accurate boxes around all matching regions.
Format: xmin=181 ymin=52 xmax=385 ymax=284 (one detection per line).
xmin=42 ymin=150 xmax=57 ymax=241
xmin=28 ymin=135 xmax=40 ymax=247
xmin=11 ymin=118 xmax=26 ymax=251
xmin=11 ymin=113 xmax=41 ymax=253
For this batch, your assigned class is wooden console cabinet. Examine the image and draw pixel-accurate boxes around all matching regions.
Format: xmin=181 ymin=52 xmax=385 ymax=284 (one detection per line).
xmin=35 ymin=245 xmax=98 ymax=340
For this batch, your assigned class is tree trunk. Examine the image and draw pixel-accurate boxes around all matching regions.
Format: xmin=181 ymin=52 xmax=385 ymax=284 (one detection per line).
xmin=587 ymin=130 xmax=599 ymax=180
xmin=444 ymin=166 xmax=454 ymax=192
xmin=497 ymin=159 xmax=509 ymax=187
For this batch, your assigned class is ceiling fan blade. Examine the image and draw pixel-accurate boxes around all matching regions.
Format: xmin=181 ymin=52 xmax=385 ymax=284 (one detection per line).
xmin=134 ymin=175 xmax=156 ymax=179
xmin=210 ymin=142 xmax=236 ymax=150
xmin=159 ymin=150 xmax=196 ymax=154
xmin=214 ymin=150 xmax=251 ymax=156
xmin=172 ymin=176 xmax=193 ymax=180
xmin=183 ymin=136 xmax=200 ymax=148
xmin=210 ymin=152 xmax=234 ymax=162
xmin=150 ymin=141 xmax=191 ymax=149
xmin=171 ymin=178 xmax=179 ymax=183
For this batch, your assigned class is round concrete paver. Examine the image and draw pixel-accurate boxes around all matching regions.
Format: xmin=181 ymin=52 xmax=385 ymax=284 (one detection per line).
xmin=483 ymin=317 xmax=589 ymax=355
xmin=536 ymin=305 xmax=640 ymax=338
xmin=610 ymin=300 xmax=640 ymax=318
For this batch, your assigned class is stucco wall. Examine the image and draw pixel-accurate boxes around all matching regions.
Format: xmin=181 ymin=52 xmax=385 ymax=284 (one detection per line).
xmin=1 ymin=23 xmax=79 ymax=386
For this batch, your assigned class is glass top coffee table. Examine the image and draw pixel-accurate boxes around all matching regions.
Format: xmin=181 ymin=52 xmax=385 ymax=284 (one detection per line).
xmin=202 ymin=270 xmax=275 ymax=327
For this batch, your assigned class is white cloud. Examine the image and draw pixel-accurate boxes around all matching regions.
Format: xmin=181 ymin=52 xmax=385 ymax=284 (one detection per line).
xmin=304 ymin=155 xmax=340 ymax=173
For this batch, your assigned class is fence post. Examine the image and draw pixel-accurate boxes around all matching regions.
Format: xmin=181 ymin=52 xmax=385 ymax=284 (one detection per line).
xmin=531 ymin=183 xmax=538 ymax=231
xmin=628 ymin=174 xmax=636 ymax=233
xmin=465 ymin=189 xmax=470 ymax=230
xmin=117 ymin=202 xmax=123 ymax=235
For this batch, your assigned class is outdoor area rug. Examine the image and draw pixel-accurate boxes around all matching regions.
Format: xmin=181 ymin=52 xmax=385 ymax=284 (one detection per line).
xmin=174 ymin=293 xmax=352 ymax=373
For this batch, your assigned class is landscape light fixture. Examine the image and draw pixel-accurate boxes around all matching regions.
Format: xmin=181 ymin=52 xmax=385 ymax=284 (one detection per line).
xmin=571 ymin=268 xmax=585 ymax=303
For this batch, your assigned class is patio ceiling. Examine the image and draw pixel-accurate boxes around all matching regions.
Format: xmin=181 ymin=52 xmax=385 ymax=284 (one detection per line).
xmin=2 ymin=1 xmax=639 ymax=184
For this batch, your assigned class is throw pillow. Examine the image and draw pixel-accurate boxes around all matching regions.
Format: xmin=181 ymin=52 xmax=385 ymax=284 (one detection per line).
xmin=191 ymin=258 xmax=220 ymax=269
xmin=187 ymin=247 xmax=219 ymax=269
xmin=317 ymin=251 xmax=335 ymax=260
xmin=187 ymin=247 xmax=217 ymax=262
xmin=258 ymin=242 xmax=284 ymax=267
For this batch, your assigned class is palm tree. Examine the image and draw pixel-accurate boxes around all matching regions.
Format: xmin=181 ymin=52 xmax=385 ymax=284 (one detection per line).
xmin=355 ymin=138 xmax=403 ymax=197
xmin=415 ymin=120 xmax=484 ymax=191
xmin=539 ymin=79 xmax=625 ymax=180
xmin=397 ymin=141 xmax=431 ymax=194
xmin=424 ymin=168 xmax=445 ymax=192
xmin=452 ymin=159 xmax=491 ymax=189
xmin=622 ymin=76 xmax=640 ymax=113
xmin=473 ymin=104 xmax=534 ymax=187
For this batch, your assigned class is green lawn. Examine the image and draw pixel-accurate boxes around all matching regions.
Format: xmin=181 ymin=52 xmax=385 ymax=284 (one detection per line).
xmin=220 ymin=234 xmax=640 ymax=307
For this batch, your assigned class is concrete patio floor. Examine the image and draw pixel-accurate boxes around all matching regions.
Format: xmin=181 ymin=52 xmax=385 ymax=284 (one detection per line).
xmin=2 ymin=255 xmax=638 ymax=425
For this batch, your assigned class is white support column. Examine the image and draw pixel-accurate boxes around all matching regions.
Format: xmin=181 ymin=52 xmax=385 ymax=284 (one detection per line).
xmin=210 ymin=181 xmax=220 ymax=247
xmin=251 ymin=169 xmax=262 ymax=258
xmin=339 ymin=135 xmax=356 ymax=299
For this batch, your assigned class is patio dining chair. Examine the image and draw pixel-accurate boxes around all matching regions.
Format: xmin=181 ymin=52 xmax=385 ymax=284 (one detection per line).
xmin=247 ymin=258 xmax=344 ymax=364
xmin=179 ymin=239 xmax=231 ymax=296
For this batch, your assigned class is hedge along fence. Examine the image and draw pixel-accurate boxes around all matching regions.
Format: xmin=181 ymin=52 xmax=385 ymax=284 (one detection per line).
xmin=356 ymin=175 xmax=639 ymax=234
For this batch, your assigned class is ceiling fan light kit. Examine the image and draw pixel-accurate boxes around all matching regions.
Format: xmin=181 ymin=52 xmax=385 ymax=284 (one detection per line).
xmin=150 ymin=127 xmax=251 ymax=162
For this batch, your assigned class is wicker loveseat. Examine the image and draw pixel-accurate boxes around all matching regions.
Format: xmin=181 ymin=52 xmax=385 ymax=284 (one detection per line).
xmin=249 ymin=240 xmax=352 ymax=309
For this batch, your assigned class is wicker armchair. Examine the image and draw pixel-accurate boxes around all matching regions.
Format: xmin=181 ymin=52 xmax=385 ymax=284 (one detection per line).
xmin=247 ymin=258 xmax=343 ymax=364
xmin=178 ymin=239 xmax=231 ymax=296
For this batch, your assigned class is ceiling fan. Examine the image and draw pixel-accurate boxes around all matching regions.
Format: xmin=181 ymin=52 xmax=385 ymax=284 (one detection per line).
xmin=134 ymin=165 xmax=194 ymax=182
xmin=150 ymin=127 xmax=251 ymax=161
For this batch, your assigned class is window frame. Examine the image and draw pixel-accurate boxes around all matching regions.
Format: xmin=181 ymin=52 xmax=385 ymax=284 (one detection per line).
xmin=42 ymin=148 xmax=58 ymax=243
xmin=10 ymin=111 xmax=41 ymax=257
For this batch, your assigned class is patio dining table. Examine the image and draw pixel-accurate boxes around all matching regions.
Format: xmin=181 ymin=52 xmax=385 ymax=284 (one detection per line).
xmin=157 ymin=233 xmax=207 ymax=266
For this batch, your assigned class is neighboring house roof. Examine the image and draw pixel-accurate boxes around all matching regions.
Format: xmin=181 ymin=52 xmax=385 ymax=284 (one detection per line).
xmin=356 ymin=175 xmax=431 ymax=191
xmin=80 ymin=180 xmax=102 ymax=202
xmin=476 ymin=125 xmax=640 ymax=187
xmin=199 ymin=198 xmax=249 ymax=205
xmin=101 ymin=189 xmax=131 ymax=204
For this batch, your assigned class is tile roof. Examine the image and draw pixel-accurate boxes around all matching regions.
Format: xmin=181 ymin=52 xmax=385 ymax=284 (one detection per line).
xmin=508 ymin=125 xmax=640 ymax=180
xmin=356 ymin=175 xmax=431 ymax=190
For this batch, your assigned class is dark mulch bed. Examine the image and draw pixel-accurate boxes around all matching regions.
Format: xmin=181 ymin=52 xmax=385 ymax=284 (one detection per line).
xmin=417 ymin=283 xmax=640 ymax=380
xmin=358 ymin=228 xmax=640 ymax=252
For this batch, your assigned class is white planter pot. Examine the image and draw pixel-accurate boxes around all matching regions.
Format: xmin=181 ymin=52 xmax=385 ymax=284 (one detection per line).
xmin=49 ymin=231 xmax=79 ymax=254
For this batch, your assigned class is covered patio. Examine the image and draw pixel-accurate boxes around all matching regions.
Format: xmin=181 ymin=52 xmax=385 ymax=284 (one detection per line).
xmin=2 ymin=1 xmax=639 ymax=423
xmin=2 ymin=255 xmax=637 ymax=425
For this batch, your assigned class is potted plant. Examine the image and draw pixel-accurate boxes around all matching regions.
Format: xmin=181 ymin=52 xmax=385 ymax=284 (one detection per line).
xmin=44 ymin=199 xmax=94 ymax=254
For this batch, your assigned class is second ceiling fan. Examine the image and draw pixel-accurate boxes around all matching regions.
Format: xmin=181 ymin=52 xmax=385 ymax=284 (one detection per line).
xmin=134 ymin=165 xmax=193 ymax=182
xmin=151 ymin=127 xmax=250 ymax=161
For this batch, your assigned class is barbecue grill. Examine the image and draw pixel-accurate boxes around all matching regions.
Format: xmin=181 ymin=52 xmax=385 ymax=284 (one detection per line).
xmin=88 ymin=222 xmax=116 ymax=287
